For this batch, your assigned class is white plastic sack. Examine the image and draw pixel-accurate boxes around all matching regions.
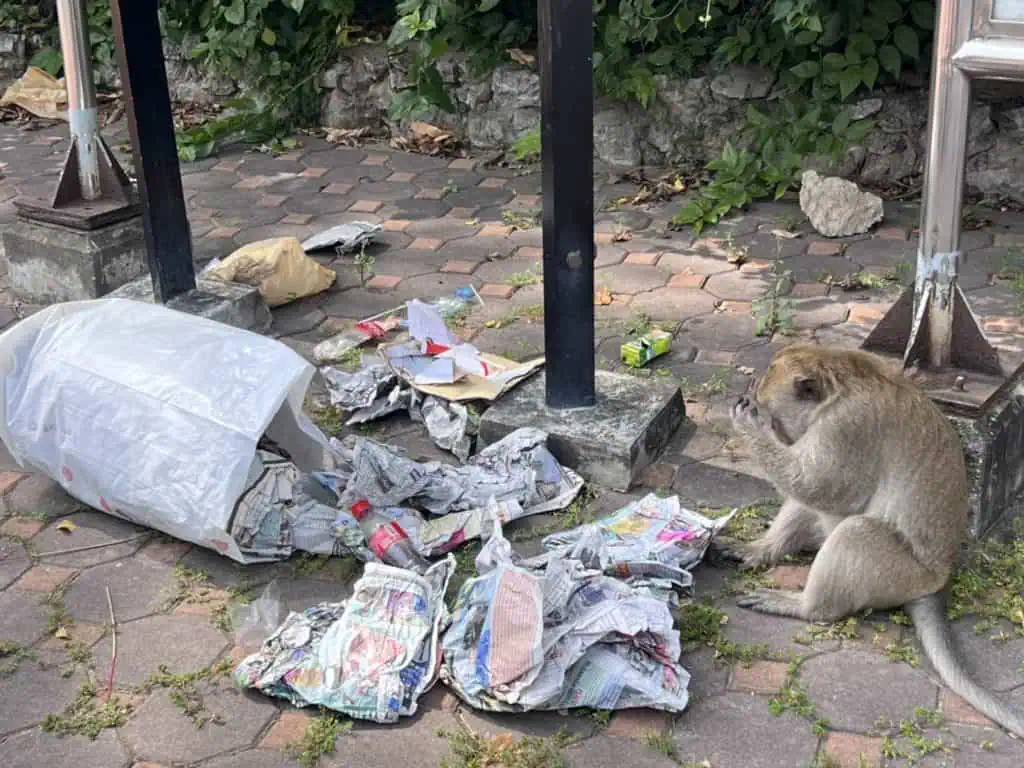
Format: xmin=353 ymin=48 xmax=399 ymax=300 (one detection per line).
xmin=0 ymin=298 xmax=337 ymax=564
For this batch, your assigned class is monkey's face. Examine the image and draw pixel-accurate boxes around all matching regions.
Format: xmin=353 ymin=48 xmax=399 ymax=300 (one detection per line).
xmin=750 ymin=348 xmax=827 ymax=445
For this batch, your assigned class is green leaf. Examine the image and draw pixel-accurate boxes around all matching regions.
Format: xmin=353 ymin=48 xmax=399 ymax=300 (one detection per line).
xmin=879 ymin=44 xmax=902 ymax=76
xmin=648 ymin=47 xmax=674 ymax=67
xmin=823 ymin=52 xmax=846 ymax=72
xmin=29 ymin=48 xmax=63 ymax=76
xmin=790 ymin=60 xmax=821 ymax=79
xmin=862 ymin=14 xmax=889 ymax=41
xmin=261 ymin=28 xmax=276 ymax=46
xmin=838 ymin=68 xmax=861 ymax=99
xmin=911 ymin=1 xmax=935 ymax=30
xmin=223 ymin=0 xmax=245 ymax=25
xmin=478 ymin=0 xmax=500 ymax=11
xmin=861 ymin=57 xmax=880 ymax=89
xmin=832 ymin=108 xmax=852 ymax=138
xmin=894 ymin=26 xmax=920 ymax=60
xmin=794 ymin=29 xmax=818 ymax=45
xmin=285 ymin=0 xmax=307 ymax=12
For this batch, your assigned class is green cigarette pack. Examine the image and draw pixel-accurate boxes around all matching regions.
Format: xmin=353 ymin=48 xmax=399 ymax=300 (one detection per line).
xmin=620 ymin=329 xmax=672 ymax=368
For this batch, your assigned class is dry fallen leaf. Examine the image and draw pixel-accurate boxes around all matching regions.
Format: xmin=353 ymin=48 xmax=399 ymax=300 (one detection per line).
xmin=390 ymin=121 xmax=460 ymax=156
xmin=507 ymin=48 xmax=536 ymax=67
xmin=770 ymin=228 xmax=800 ymax=239
xmin=325 ymin=126 xmax=371 ymax=147
xmin=612 ymin=229 xmax=632 ymax=243
xmin=56 ymin=519 xmax=77 ymax=534
xmin=54 ymin=627 xmax=70 ymax=640
xmin=594 ymin=286 xmax=613 ymax=305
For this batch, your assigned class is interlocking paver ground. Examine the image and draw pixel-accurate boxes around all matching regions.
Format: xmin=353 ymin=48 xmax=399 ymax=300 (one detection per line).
xmin=1 ymin=119 xmax=1024 ymax=767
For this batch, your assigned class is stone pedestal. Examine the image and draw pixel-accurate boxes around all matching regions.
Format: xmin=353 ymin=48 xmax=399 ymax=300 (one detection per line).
xmin=3 ymin=215 xmax=148 ymax=303
xmin=478 ymin=370 xmax=685 ymax=491
xmin=108 ymin=276 xmax=272 ymax=333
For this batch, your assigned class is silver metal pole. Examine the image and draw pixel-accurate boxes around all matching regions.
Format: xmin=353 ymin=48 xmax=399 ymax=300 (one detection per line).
xmin=56 ymin=0 xmax=101 ymax=200
xmin=915 ymin=0 xmax=974 ymax=369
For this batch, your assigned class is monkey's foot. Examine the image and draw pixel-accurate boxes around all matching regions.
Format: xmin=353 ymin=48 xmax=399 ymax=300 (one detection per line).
xmin=737 ymin=588 xmax=805 ymax=619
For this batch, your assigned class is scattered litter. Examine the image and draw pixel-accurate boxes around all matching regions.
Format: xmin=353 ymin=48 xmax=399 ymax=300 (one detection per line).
xmin=202 ymin=236 xmax=336 ymax=307
xmin=55 ymin=520 xmax=77 ymax=534
xmin=230 ymin=580 xmax=284 ymax=649
xmin=737 ymin=365 xmax=756 ymax=376
xmin=0 ymin=299 xmax=354 ymax=565
xmin=301 ymin=221 xmax=382 ymax=254
xmin=325 ymin=126 xmax=373 ymax=146
xmin=350 ymin=499 xmax=431 ymax=573
xmin=235 ymin=556 xmax=454 ymax=723
xmin=0 ymin=66 xmax=67 ymax=120
xmin=440 ymin=519 xmax=691 ymax=713
xmin=621 ymin=329 xmax=672 ymax=368
xmin=313 ymin=316 xmax=402 ymax=365
xmin=104 ymin=586 xmax=117 ymax=702
xmin=525 ymin=493 xmax=735 ymax=592
xmin=594 ymin=286 xmax=613 ymax=306
xmin=54 ymin=627 xmax=70 ymax=641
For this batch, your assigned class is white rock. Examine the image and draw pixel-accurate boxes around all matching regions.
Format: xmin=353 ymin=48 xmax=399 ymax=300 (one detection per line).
xmin=799 ymin=170 xmax=884 ymax=238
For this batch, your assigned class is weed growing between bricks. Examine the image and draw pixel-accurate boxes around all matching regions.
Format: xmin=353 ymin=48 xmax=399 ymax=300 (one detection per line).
xmin=767 ymin=659 xmax=830 ymax=737
xmin=42 ymin=582 xmax=75 ymax=635
xmin=674 ymin=600 xmax=783 ymax=667
xmin=137 ymin=659 xmax=233 ymax=728
xmin=437 ymin=726 xmax=576 ymax=768
xmin=873 ymin=707 xmax=954 ymax=763
xmin=0 ymin=639 xmax=37 ymax=677
xmin=287 ymin=712 xmax=352 ymax=768
xmin=41 ymin=681 xmax=132 ymax=739
xmin=947 ymin=533 xmax=1024 ymax=639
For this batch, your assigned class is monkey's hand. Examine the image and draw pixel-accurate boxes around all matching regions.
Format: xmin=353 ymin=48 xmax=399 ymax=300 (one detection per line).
xmin=730 ymin=396 xmax=768 ymax=436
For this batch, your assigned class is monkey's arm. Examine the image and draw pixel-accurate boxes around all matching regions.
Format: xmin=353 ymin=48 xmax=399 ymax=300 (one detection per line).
xmin=732 ymin=399 xmax=873 ymax=513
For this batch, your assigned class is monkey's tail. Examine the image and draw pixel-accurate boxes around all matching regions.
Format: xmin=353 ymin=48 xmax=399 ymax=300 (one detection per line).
xmin=906 ymin=593 xmax=1024 ymax=739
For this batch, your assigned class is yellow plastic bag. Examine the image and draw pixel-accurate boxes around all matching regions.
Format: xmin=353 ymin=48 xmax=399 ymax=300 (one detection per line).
xmin=0 ymin=66 xmax=67 ymax=120
xmin=205 ymin=237 xmax=336 ymax=307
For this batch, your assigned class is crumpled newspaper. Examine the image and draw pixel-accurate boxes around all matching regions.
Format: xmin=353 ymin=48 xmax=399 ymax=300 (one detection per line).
xmin=322 ymin=364 xmax=473 ymax=460
xmin=524 ymin=493 xmax=735 ymax=591
xmin=301 ymin=222 xmax=383 ymax=253
xmin=232 ymin=449 xmax=372 ymax=561
xmin=439 ymin=519 xmax=691 ymax=713
xmin=234 ymin=556 xmax=454 ymax=722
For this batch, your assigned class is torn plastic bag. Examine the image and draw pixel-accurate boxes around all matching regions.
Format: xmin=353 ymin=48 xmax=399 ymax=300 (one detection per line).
xmin=329 ymin=427 xmax=583 ymax=518
xmin=525 ymin=493 xmax=735 ymax=590
xmin=0 ymin=298 xmax=349 ymax=564
xmin=235 ymin=555 xmax=453 ymax=723
xmin=301 ymin=221 xmax=383 ymax=254
xmin=440 ymin=521 xmax=690 ymax=713
xmin=230 ymin=579 xmax=283 ymax=649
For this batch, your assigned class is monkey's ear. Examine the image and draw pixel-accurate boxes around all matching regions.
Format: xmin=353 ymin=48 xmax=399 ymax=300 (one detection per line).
xmin=793 ymin=375 xmax=822 ymax=401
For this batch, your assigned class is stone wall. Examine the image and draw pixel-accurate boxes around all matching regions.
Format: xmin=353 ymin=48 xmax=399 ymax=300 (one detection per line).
xmin=320 ymin=44 xmax=1024 ymax=201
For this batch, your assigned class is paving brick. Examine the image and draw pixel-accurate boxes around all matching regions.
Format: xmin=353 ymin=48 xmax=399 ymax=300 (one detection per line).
xmin=205 ymin=226 xmax=240 ymax=239
xmin=940 ymin=689 xmax=995 ymax=727
xmin=516 ymin=194 xmax=542 ymax=206
xmin=624 ymin=251 xmax=660 ymax=265
xmin=875 ymin=226 xmax=909 ymax=240
xmin=729 ymin=660 xmax=789 ymax=693
xmin=767 ymin=564 xmax=810 ymax=589
xmin=0 ymin=538 xmax=32 ymax=590
xmin=64 ymin=558 xmax=177 ymax=624
xmin=415 ymin=187 xmax=445 ymax=200
xmin=409 ymin=237 xmax=443 ymax=251
xmin=808 ymin=240 xmax=845 ymax=256
xmin=260 ymin=710 xmax=315 ymax=749
xmin=362 ymin=154 xmax=389 ymax=166
xmin=441 ymin=259 xmax=478 ymax=274
xmin=517 ymin=245 xmax=544 ymax=260
xmin=122 ymin=685 xmax=277 ymax=764
xmin=672 ymin=692 xmax=818 ymax=768
xmin=824 ymin=732 xmax=883 ymax=767
xmin=280 ymin=212 xmax=313 ymax=225
xmin=0 ymin=471 xmax=27 ymax=495
xmin=605 ymin=708 xmax=671 ymax=738
xmin=32 ymin=511 xmax=147 ymax=569
xmin=668 ymin=273 xmax=707 ymax=289
xmin=802 ymin=649 xmax=938 ymax=732
xmin=0 ymin=657 xmax=86 ymax=734
xmin=718 ymin=300 xmax=752 ymax=314
xmin=448 ymin=205 xmax=479 ymax=219
xmin=479 ymin=223 xmax=513 ymax=237
xmin=790 ymin=282 xmax=830 ymax=298
xmin=694 ymin=348 xmax=736 ymax=365
xmin=479 ymin=177 xmax=507 ymax=188
xmin=324 ymin=182 xmax=353 ymax=195
xmin=212 ymin=160 xmax=241 ymax=172
xmin=948 ymin=618 xmax=1024 ymax=691
xmin=382 ymin=218 xmax=411 ymax=231
xmin=16 ymin=564 xmax=77 ymax=592
xmin=350 ymin=199 xmax=383 ymax=213
xmin=0 ymin=715 xmax=129 ymax=767
xmin=257 ymin=193 xmax=287 ymax=207
xmin=448 ymin=158 xmax=476 ymax=169
xmin=595 ymin=231 xmax=616 ymax=244
xmin=704 ymin=269 xmax=777 ymax=301
xmin=790 ymin=297 xmax=850 ymax=329
xmin=565 ymin=735 xmax=680 ymax=768
xmin=480 ymin=283 xmax=516 ymax=299
xmin=1 ymin=516 xmax=44 ymax=538
xmin=848 ymin=304 xmax=887 ymax=325
xmin=366 ymin=274 xmax=403 ymax=290
xmin=388 ymin=171 xmax=417 ymax=183
xmin=984 ymin=316 xmax=1024 ymax=335
xmin=739 ymin=259 xmax=772 ymax=273
xmin=138 ymin=538 xmax=191 ymax=564
xmin=0 ymin=584 xmax=51 ymax=644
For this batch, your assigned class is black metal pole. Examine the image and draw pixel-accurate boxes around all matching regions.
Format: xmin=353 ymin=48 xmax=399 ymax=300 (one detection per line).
xmin=109 ymin=0 xmax=196 ymax=303
xmin=538 ymin=0 xmax=596 ymax=409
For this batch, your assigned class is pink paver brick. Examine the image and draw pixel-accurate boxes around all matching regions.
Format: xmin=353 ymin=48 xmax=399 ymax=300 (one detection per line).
xmin=595 ymin=232 xmax=616 ymax=244
xmin=940 ymin=689 xmax=995 ymax=727
xmin=257 ymin=194 xmax=288 ymax=207
xmin=205 ymin=226 xmax=239 ymax=239
xmin=362 ymin=155 xmax=389 ymax=166
xmin=479 ymin=177 xmax=507 ymax=188
xmin=516 ymin=194 xmax=541 ymax=207
xmin=984 ymin=316 xmax=1024 ymax=335
xmin=517 ymin=246 xmax=544 ymax=259
xmin=212 ymin=160 xmax=241 ymax=172
xmin=739 ymin=260 xmax=772 ymax=273
xmin=0 ymin=471 xmax=25 ymax=494
xmin=280 ymin=213 xmax=313 ymax=225
xmin=367 ymin=275 xmax=402 ymax=290
xmin=808 ymin=241 xmax=844 ymax=256
xmin=388 ymin=172 xmax=417 ymax=183
xmin=823 ymin=733 xmax=882 ymax=768
xmin=0 ymin=517 xmax=44 ymax=538
xmin=441 ymin=260 xmax=478 ymax=274
xmin=16 ymin=565 xmax=78 ymax=593
xmin=448 ymin=158 xmax=476 ymax=170
xmin=848 ymin=305 xmax=886 ymax=325
xmin=624 ymin=251 xmax=660 ymax=266
xmin=768 ymin=565 xmax=810 ymax=589
xmin=324 ymin=182 xmax=353 ymax=195
xmin=874 ymin=226 xmax=909 ymax=241
xmin=729 ymin=661 xmax=789 ymax=694
xmin=668 ymin=273 xmax=708 ymax=289
xmin=382 ymin=219 xmax=411 ymax=231
xmin=409 ymin=237 xmax=444 ymax=251
xmin=479 ymin=224 xmax=512 ymax=237
xmin=718 ymin=300 xmax=752 ymax=314
xmin=639 ymin=463 xmax=678 ymax=489
xmin=260 ymin=711 xmax=315 ymax=750
xmin=350 ymin=200 xmax=383 ymax=213
xmin=695 ymin=349 xmax=735 ymax=365
xmin=605 ymin=709 xmax=670 ymax=738
xmin=415 ymin=188 xmax=445 ymax=200
xmin=479 ymin=283 xmax=515 ymax=299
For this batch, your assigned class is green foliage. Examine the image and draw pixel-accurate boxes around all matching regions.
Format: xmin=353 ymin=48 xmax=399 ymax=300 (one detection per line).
xmin=673 ymin=97 xmax=875 ymax=233
xmin=511 ymin=128 xmax=541 ymax=162
xmin=29 ymin=48 xmax=63 ymax=76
